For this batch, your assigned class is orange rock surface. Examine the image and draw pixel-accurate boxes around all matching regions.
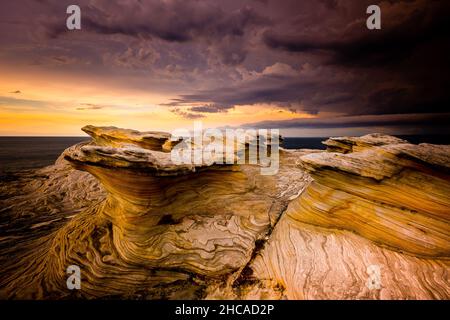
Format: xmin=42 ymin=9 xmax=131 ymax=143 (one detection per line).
xmin=0 ymin=129 xmax=448 ymax=299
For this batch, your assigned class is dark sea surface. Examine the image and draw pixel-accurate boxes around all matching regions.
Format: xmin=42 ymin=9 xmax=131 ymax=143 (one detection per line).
xmin=0 ymin=135 xmax=448 ymax=174
xmin=0 ymin=137 xmax=89 ymax=175
xmin=283 ymin=135 xmax=450 ymax=150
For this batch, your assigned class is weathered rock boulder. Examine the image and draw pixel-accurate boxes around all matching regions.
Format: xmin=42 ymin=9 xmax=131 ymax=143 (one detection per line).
xmin=1 ymin=130 xmax=449 ymax=300
xmin=249 ymin=134 xmax=450 ymax=299
xmin=0 ymin=125 xmax=308 ymax=299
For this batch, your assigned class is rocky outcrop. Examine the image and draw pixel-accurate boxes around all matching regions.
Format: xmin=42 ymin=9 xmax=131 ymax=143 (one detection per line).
xmin=249 ymin=134 xmax=450 ymax=299
xmin=323 ymin=133 xmax=409 ymax=153
xmin=81 ymin=125 xmax=178 ymax=152
xmin=0 ymin=130 xmax=449 ymax=299
xmin=0 ymin=126 xmax=309 ymax=299
xmin=296 ymin=134 xmax=450 ymax=257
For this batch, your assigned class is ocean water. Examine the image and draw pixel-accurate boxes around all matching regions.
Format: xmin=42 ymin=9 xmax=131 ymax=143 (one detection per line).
xmin=282 ymin=137 xmax=328 ymax=150
xmin=0 ymin=135 xmax=448 ymax=175
xmin=0 ymin=137 xmax=89 ymax=175
xmin=283 ymin=135 xmax=450 ymax=150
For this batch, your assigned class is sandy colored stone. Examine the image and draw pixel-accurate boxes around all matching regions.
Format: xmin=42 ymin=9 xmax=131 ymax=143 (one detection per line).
xmin=0 ymin=126 xmax=308 ymax=299
xmin=0 ymin=128 xmax=448 ymax=300
xmin=250 ymin=134 xmax=450 ymax=299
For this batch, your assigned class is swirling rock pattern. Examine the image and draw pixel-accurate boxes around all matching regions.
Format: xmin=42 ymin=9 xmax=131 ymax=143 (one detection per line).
xmin=295 ymin=136 xmax=450 ymax=257
xmin=0 ymin=130 xmax=449 ymax=299
xmin=0 ymin=126 xmax=308 ymax=299
xmin=250 ymin=134 xmax=450 ymax=299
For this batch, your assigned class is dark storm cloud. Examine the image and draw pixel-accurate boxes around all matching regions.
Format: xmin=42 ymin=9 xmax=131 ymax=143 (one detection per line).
xmin=80 ymin=1 xmax=267 ymax=42
xmin=163 ymin=62 xmax=358 ymax=114
xmin=153 ymin=0 xmax=449 ymax=119
xmin=319 ymin=0 xmax=338 ymax=10
xmin=242 ymin=113 xmax=450 ymax=130
xmin=1 ymin=0 xmax=449 ymax=132
xmin=171 ymin=107 xmax=205 ymax=119
xmin=190 ymin=104 xmax=233 ymax=113
xmin=263 ymin=0 xmax=449 ymax=67
xmin=258 ymin=0 xmax=450 ymax=117
xmin=168 ymin=103 xmax=234 ymax=118
xmin=40 ymin=0 xmax=268 ymax=66
xmin=363 ymin=86 xmax=450 ymax=116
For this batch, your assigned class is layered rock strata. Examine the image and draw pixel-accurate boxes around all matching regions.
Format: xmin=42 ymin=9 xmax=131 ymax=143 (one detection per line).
xmin=249 ymin=134 xmax=450 ymax=299
xmin=0 ymin=130 xmax=449 ymax=299
xmin=297 ymin=135 xmax=450 ymax=257
xmin=0 ymin=126 xmax=308 ymax=299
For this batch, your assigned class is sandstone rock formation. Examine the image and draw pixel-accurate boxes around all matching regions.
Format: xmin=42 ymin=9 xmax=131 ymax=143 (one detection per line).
xmin=250 ymin=134 xmax=450 ymax=299
xmin=0 ymin=129 xmax=448 ymax=299
xmin=0 ymin=125 xmax=308 ymax=299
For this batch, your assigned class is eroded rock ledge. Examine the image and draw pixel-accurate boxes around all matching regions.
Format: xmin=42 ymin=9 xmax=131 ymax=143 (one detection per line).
xmin=0 ymin=126 xmax=308 ymax=299
xmin=0 ymin=129 xmax=448 ymax=299
xmin=250 ymin=134 xmax=450 ymax=299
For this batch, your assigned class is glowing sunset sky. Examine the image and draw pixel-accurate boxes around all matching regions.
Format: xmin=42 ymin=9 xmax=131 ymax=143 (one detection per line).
xmin=0 ymin=0 xmax=449 ymax=136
